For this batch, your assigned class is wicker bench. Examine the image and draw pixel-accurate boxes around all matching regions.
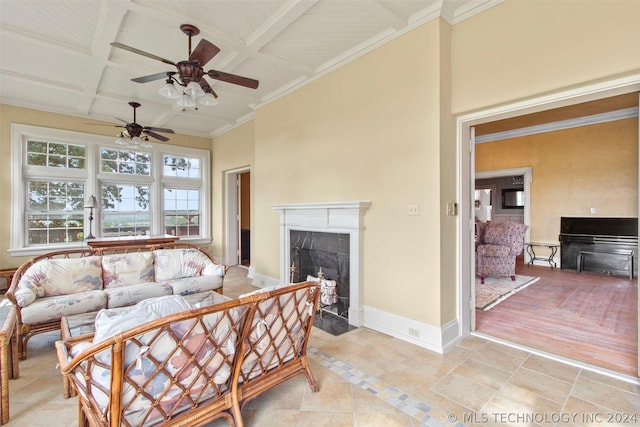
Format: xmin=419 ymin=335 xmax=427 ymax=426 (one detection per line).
xmin=55 ymin=281 xmax=320 ymax=427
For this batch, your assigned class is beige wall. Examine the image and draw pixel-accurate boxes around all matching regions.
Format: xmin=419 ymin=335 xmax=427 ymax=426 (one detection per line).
xmin=476 ymin=118 xmax=639 ymax=244
xmin=451 ymin=0 xmax=640 ymax=114
xmin=250 ymin=20 xmax=446 ymax=326
xmin=0 ymin=104 xmax=212 ymax=269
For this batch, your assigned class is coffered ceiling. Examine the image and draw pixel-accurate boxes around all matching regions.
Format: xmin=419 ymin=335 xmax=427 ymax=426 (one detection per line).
xmin=0 ymin=0 xmax=499 ymax=139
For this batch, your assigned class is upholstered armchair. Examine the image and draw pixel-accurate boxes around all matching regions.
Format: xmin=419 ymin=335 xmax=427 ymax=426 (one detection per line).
xmin=476 ymin=221 xmax=528 ymax=284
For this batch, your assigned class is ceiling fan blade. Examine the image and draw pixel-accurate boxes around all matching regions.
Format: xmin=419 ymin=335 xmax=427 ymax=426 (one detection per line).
xmin=143 ymin=126 xmax=175 ymax=134
xmin=115 ymin=117 xmax=129 ymax=124
xmin=199 ymin=78 xmax=213 ymax=92
xmin=144 ymin=130 xmax=170 ymax=142
xmin=190 ymin=39 xmax=220 ymax=67
xmin=206 ymin=69 xmax=259 ymax=89
xmin=132 ymin=72 xmax=173 ymax=84
xmin=111 ymin=42 xmax=176 ymax=66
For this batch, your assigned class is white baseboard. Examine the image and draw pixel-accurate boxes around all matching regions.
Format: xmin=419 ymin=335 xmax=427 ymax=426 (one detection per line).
xmin=363 ymin=305 xmax=460 ymax=354
xmin=250 ymin=271 xmax=280 ymax=288
xmin=242 ymin=272 xmax=462 ymax=353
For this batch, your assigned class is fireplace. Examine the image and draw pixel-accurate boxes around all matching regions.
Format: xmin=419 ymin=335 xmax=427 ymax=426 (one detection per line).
xmin=289 ymin=230 xmax=350 ymax=318
xmin=273 ymin=201 xmax=370 ymax=327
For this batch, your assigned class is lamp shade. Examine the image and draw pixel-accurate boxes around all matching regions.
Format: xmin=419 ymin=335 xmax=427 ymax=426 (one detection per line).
xmin=159 ymin=81 xmax=180 ymax=99
xmin=200 ymin=92 xmax=219 ymax=106
xmin=83 ymin=195 xmax=99 ymax=209
xmin=185 ymin=81 xmax=205 ymax=98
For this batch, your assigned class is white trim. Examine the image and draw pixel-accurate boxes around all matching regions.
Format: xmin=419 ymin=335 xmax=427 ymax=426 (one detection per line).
xmin=476 ymin=107 xmax=639 ymax=144
xmin=363 ymin=305 xmax=460 ymax=354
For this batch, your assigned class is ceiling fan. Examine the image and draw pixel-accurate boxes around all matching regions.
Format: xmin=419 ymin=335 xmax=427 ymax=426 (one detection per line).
xmin=111 ymin=24 xmax=259 ymax=106
xmin=89 ymin=101 xmax=174 ymax=147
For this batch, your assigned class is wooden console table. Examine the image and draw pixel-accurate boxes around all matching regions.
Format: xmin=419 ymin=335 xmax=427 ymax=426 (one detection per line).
xmin=86 ymin=234 xmax=178 ymax=249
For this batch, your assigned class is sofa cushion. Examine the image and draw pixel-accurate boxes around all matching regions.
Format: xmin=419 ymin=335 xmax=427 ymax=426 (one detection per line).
xmin=103 ymin=282 xmax=173 ymax=309
xmin=14 ymin=256 xmax=103 ymax=307
xmin=93 ymin=294 xmax=194 ymax=343
xmin=162 ymin=275 xmax=223 ymax=296
xmin=20 ymin=290 xmax=107 ymax=324
xmin=154 ymin=249 xmax=224 ymax=281
xmin=102 ymin=252 xmax=154 ymax=288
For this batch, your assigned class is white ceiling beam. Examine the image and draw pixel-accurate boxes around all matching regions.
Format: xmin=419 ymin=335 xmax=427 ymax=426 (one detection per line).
xmin=77 ymin=2 xmax=129 ymax=115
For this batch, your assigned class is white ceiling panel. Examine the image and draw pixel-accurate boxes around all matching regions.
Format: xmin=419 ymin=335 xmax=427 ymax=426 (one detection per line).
xmin=0 ymin=0 xmax=499 ymax=138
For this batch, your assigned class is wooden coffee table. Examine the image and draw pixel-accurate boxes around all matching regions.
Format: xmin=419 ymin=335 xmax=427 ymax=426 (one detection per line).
xmin=0 ymin=305 xmax=18 ymax=425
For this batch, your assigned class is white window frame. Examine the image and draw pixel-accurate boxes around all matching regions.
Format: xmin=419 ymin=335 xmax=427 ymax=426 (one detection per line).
xmin=10 ymin=124 xmax=211 ymax=257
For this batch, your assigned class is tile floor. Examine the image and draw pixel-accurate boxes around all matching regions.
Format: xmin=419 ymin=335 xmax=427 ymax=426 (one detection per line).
xmin=6 ymin=267 xmax=640 ymax=426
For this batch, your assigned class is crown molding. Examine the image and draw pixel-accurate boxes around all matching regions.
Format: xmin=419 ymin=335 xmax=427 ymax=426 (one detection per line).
xmin=475 ymin=107 xmax=639 ymax=144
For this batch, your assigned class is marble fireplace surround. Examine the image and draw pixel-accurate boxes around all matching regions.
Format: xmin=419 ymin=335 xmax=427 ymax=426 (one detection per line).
xmin=273 ymin=201 xmax=370 ymax=327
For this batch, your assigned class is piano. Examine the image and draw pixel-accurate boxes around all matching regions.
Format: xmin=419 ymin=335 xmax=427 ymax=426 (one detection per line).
xmin=559 ymin=217 xmax=638 ymax=278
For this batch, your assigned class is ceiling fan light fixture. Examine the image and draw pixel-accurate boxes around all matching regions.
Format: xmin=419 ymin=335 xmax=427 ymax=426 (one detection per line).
xmin=177 ymin=93 xmax=196 ymax=108
xmin=115 ymin=132 xmax=129 ymax=146
xmin=184 ymin=81 xmax=205 ymax=98
xmin=200 ymin=92 xmax=218 ymax=106
xmin=159 ymin=80 xmax=181 ymax=99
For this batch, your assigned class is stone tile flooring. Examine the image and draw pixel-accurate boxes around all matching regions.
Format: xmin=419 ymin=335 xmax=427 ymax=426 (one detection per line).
xmin=7 ymin=267 xmax=640 ymax=426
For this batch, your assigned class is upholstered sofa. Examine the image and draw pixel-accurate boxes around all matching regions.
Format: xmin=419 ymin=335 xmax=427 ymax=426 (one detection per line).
xmin=476 ymin=221 xmax=528 ymax=284
xmin=6 ymin=243 xmax=228 ymax=359
xmin=55 ymin=281 xmax=321 ymax=427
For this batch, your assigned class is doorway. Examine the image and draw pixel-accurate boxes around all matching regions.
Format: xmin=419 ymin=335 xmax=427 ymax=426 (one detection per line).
xmin=225 ymin=167 xmax=251 ymax=268
xmin=239 ymin=172 xmax=251 ymax=267
xmin=458 ymin=76 xmax=640 ymax=376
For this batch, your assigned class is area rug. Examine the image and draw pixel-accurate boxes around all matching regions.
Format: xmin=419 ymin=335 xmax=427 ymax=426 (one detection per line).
xmin=475 ymin=275 xmax=540 ymax=311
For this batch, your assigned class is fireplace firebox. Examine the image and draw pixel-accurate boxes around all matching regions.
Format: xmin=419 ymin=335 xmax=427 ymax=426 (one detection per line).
xmin=290 ymin=230 xmax=350 ymax=318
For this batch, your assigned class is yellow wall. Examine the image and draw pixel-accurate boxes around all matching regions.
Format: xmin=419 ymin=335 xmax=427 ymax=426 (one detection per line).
xmin=0 ymin=104 xmax=211 ymax=269
xmin=451 ymin=0 xmax=640 ymax=114
xmin=476 ymin=118 xmax=639 ymax=244
xmin=252 ymin=20 xmax=446 ymax=325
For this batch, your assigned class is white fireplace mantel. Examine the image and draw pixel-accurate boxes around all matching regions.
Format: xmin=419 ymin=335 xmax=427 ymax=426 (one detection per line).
xmin=273 ymin=200 xmax=370 ymax=326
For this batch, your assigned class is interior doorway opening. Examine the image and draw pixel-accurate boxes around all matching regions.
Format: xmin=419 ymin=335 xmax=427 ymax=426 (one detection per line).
xmin=458 ymin=75 xmax=640 ymax=378
xmin=225 ymin=167 xmax=251 ymax=268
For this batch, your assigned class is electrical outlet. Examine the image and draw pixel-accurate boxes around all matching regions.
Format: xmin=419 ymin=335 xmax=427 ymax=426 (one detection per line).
xmin=408 ymin=327 xmax=420 ymax=338
xmin=408 ymin=204 xmax=420 ymax=216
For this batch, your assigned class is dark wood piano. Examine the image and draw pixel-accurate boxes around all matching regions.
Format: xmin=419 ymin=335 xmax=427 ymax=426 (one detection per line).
xmin=559 ymin=217 xmax=638 ymax=278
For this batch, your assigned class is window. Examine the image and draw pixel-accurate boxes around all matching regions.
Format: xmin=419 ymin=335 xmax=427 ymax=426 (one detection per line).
xmin=11 ymin=124 xmax=210 ymax=256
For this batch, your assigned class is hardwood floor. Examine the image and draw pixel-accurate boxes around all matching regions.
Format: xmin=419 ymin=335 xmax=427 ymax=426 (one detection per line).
xmin=476 ymin=259 xmax=638 ymax=376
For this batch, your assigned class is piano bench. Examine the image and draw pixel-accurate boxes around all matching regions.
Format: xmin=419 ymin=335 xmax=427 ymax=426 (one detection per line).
xmin=577 ymin=249 xmax=635 ymax=280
